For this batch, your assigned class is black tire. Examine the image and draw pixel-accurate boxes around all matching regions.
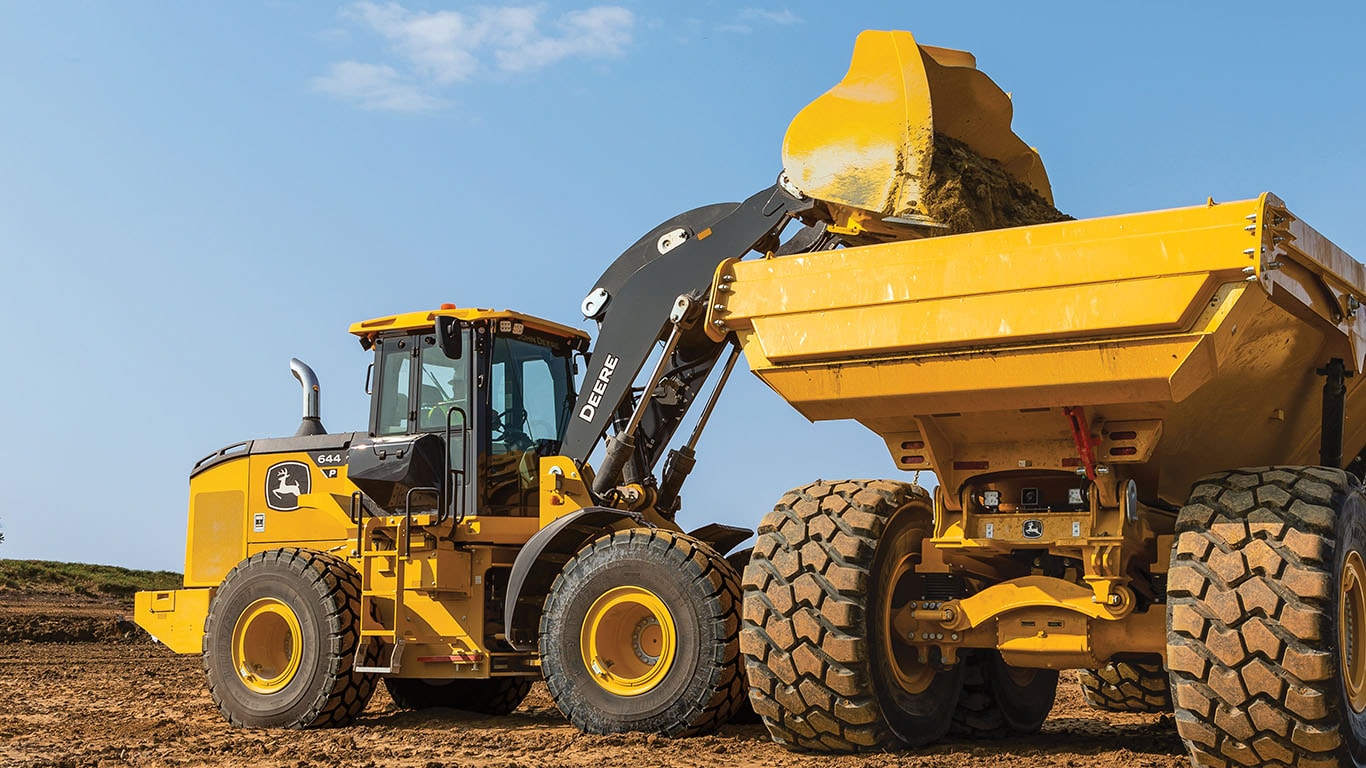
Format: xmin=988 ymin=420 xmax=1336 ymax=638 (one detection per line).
xmin=951 ymin=650 xmax=1058 ymax=738
xmin=385 ymin=677 xmax=532 ymax=715
xmin=203 ymin=548 xmax=377 ymax=728
xmin=741 ymin=479 xmax=965 ymax=752
xmin=724 ymin=547 xmax=762 ymax=726
xmin=539 ymin=528 xmax=744 ymax=736
xmin=1168 ymin=466 xmax=1366 ymax=767
xmin=1077 ymin=660 xmax=1171 ymax=713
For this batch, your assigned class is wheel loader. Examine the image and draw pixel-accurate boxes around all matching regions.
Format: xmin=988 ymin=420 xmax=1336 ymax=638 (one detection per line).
xmin=136 ymin=29 xmax=1366 ymax=767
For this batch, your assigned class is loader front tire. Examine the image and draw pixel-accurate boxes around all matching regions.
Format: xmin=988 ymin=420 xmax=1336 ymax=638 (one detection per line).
xmin=1077 ymin=660 xmax=1171 ymax=713
xmin=384 ymin=677 xmax=532 ymax=715
xmin=539 ymin=529 xmax=744 ymax=736
xmin=951 ymin=650 xmax=1058 ymax=738
xmin=741 ymin=480 xmax=964 ymax=752
xmin=1168 ymin=466 xmax=1366 ymax=767
xmin=203 ymin=548 xmax=376 ymax=729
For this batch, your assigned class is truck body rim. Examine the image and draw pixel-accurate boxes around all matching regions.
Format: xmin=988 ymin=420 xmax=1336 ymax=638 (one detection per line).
xmin=580 ymin=585 xmax=676 ymax=697
xmin=231 ymin=597 xmax=303 ymax=694
xmin=1342 ymin=550 xmax=1366 ymax=714
xmin=883 ymin=549 xmax=935 ymax=695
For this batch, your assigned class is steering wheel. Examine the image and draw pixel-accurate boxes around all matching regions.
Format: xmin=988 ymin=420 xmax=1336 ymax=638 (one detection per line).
xmin=491 ymin=407 xmax=533 ymax=450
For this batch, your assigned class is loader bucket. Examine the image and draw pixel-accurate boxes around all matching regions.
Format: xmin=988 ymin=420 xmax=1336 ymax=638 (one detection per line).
xmin=783 ymin=30 xmax=1052 ymax=225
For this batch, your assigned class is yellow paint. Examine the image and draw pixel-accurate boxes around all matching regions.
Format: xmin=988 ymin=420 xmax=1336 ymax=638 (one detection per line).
xmin=539 ymin=455 xmax=590 ymax=527
xmin=782 ymin=30 xmax=1049 ymax=225
xmin=348 ymin=305 xmax=589 ymax=343
xmin=184 ymin=462 xmax=248 ymax=588
xmin=133 ymin=588 xmax=211 ymax=654
xmin=579 ymin=586 xmax=676 ymax=697
xmin=718 ymin=194 xmax=1366 ymax=509
xmin=232 ymin=597 xmax=304 ymax=694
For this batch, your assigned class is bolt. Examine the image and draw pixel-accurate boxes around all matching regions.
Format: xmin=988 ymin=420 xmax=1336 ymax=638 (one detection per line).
xmin=950 ymin=633 xmax=959 ymax=641
xmin=712 ymin=320 xmax=726 ymax=327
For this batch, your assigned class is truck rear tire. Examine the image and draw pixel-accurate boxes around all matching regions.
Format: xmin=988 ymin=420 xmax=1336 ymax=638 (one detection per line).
xmin=1168 ymin=466 xmax=1366 ymax=767
xmin=741 ymin=479 xmax=965 ymax=751
xmin=1077 ymin=660 xmax=1171 ymax=713
xmin=539 ymin=528 xmax=744 ymax=736
xmin=384 ymin=677 xmax=532 ymax=715
xmin=203 ymin=548 xmax=377 ymax=728
xmin=951 ymin=650 xmax=1058 ymax=738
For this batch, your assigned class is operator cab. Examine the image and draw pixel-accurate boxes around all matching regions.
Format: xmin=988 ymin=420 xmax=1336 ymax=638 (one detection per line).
xmin=349 ymin=305 xmax=588 ymax=518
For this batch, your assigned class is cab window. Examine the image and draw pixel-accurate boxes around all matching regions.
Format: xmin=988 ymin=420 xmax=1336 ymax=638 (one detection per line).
xmin=417 ymin=340 xmax=469 ymax=432
xmin=373 ymin=337 xmax=412 ymax=436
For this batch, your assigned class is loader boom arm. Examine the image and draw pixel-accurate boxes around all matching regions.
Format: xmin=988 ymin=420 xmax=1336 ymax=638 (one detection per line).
xmin=558 ymin=183 xmax=815 ymax=495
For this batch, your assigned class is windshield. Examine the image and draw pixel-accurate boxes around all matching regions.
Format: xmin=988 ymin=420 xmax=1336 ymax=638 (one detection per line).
xmin=487 ymin=331 xmax=575 ymax=452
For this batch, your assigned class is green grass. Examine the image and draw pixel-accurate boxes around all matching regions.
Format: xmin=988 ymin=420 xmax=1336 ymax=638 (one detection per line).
xmin=0 ymin=559 xmax=182 ymax=598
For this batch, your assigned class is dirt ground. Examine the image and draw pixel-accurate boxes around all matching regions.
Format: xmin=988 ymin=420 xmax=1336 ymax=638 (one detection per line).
xmin=0 ymin=592 xmax=1191 ymax=768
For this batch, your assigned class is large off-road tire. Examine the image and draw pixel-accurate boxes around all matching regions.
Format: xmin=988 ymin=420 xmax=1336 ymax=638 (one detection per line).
xmin=951 ymin=650 xmax=1058 ymax=738
xmin=385 ymin=676 xmax=532 ymax=715
xmin=724 ymin=547 xmax=762 ymax=725
xmin=539 ymin=528 xmax=744 ymax=736
xmin=1078 ymin=660 xmax=1171 ymax=713
xmin=741 ymin=479 xmax=965 ymax=752
xmin=1168 ymin=466 xmax=1366 ymax=767
xmin=203 ymin=548 xmax=377 ymax=728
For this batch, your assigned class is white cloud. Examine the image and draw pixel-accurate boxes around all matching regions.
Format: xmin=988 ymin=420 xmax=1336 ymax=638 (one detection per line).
xmin=310 ymin=60 xmax=441 ymax=112
xmin=316 ymin=3 xmax=636 ymax=111
xmin=721 ymin=7 xmax=803 ymax=34
xmin=738 ymin=8 xmax=802 ymax=26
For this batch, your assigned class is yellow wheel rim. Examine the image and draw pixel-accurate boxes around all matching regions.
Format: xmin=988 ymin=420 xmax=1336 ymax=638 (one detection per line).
xmin=1341 ymin=550 xmax=1366 ymax=713
xmin=884 ymin=551 xmax=936 ymax=695
xmin=580 ymin=586 xmax=676 ymax=697
xmin=232 ymin=597 xmax=303 ymax=694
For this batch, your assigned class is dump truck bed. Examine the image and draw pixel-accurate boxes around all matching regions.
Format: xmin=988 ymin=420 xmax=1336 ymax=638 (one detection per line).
xmin=712 ymin=193 xmax=1366 ymax=506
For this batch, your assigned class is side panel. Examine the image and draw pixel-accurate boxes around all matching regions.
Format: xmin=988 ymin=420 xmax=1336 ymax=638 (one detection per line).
xmin=184 ymin=460 xmax=248 ymax=588
xmin=248 ymin=449 xmax=356 ymax=550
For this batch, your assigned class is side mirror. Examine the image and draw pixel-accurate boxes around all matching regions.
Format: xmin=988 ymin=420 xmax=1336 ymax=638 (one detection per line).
xmin=435 ymin=316 xmax=462 ymax=359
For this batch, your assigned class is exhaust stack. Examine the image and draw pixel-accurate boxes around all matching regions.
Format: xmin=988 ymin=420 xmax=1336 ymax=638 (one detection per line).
xmin=290 ymin=358 xmax=327 ymax=437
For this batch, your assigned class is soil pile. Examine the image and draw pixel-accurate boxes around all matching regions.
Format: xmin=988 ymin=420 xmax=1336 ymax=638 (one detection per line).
xmin=922 ymin=133 xmax=1072 ymax=234
xmin=0 ymin=590 xmax=151 ymax=643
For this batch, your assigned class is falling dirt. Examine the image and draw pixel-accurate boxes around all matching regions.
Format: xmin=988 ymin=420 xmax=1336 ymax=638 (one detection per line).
xmin=0 ymin=590 xmax=1190 ymax=768
xmin=922 ymin=133 xmax=1073 ymax=234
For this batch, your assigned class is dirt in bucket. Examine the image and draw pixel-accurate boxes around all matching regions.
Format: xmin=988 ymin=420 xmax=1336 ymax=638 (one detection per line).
xmin=921 ymin=133 xmax=1072 ymax=234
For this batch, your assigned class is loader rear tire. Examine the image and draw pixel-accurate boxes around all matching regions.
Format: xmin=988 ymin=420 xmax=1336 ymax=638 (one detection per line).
xmin=1077 ymin=660 xmax=1171 ymax=713
xmin=384 ymin=677 xmax=532 ymax=715
xmin=741 ymin=479 xmax=965 ymax=752
xmin=203 ymin=548 xmax=377 ymax=729
xmin=1168 ymin=466 xmax=1366 ymax=767
xmin=539 ymin=529 xmax=744 ymax=736
xmin=951 ymin=650 xmax=1058 ymax=738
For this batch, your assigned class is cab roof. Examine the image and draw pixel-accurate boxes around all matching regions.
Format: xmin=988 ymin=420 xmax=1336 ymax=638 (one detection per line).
xmin=348 ymin=305 xmax=590 ymax=343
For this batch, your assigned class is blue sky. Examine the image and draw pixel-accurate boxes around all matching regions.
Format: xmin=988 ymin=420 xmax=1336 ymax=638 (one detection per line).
xmin=2 ymin=3 xmax=1363 ymax=571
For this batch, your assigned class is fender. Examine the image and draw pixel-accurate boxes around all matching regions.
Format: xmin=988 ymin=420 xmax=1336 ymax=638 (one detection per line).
xmin=502 ymin=507 xmax=642 ymax=651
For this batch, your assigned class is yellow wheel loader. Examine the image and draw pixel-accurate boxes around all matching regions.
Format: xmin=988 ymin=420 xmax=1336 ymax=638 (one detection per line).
xmin=137 ymin=29 xmax=1366 ymax=766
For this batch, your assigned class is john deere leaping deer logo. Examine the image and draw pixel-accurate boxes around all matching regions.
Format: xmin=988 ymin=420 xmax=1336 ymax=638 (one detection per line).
xmin=265 ymin=461 xmax=310 ymax=511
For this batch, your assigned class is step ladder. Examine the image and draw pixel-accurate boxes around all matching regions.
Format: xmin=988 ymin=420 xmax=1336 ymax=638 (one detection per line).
xmin=355 ymin=514 xmax=411 ymax=674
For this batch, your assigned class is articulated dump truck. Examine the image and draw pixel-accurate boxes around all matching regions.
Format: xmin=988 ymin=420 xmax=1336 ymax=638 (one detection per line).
xmin=136 ymin=30 xmax=1366 ymax=767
